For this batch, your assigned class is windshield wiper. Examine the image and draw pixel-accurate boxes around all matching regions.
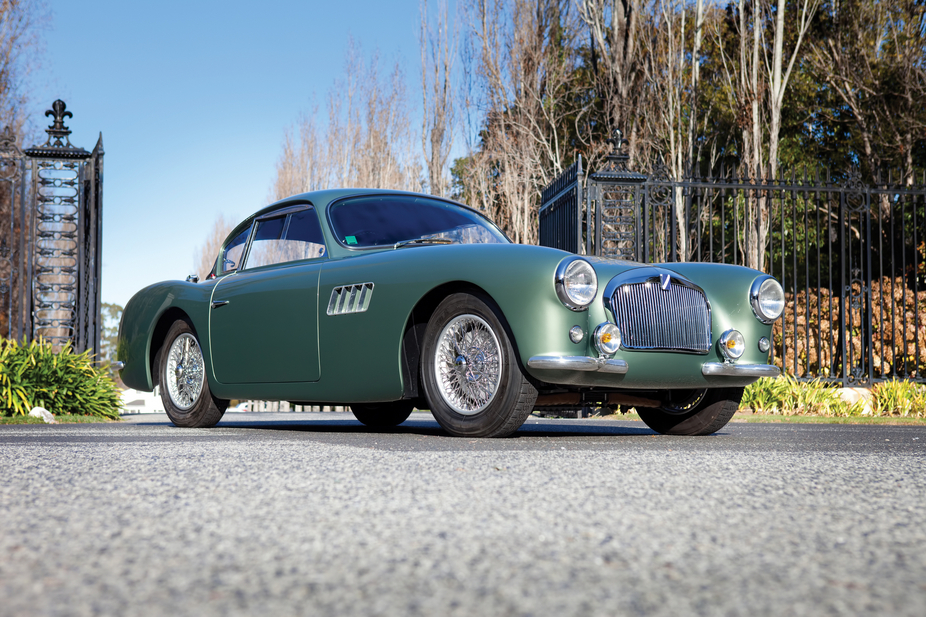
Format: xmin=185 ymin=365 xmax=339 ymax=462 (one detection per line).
xmin=393 ymin=236 xmax=455 ymax=249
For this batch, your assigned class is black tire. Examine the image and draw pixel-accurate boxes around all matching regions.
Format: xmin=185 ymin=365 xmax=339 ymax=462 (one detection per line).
xmin=637 ymin=387 xmax=744 ymax=435
xmin=350 ymin=401 xmax=415 ymax=428
xmin=158 ymin=320 xmax=228 ymax=428
xmin=421 ymin=293 xmax=537 ymax=438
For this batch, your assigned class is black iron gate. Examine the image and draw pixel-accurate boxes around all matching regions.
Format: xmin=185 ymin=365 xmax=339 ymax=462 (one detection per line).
xmin=539 ymin=133 xmax=926 ymax=386
xmin=0 ymin=100 xmax=104 ymax=357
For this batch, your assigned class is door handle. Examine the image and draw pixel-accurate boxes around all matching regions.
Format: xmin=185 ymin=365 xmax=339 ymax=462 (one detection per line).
xmin=211 ymin=300 xmax=229 ymax=309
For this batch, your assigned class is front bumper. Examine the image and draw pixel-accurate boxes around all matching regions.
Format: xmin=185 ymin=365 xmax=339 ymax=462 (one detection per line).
xmin=527 ymin=355 xmax=780 ymax=381
xmin=527 ymin=355 xmax=629 ymax=374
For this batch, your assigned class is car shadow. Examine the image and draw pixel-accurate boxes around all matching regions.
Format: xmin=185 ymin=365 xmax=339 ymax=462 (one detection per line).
xmin=210 ymin=414 xmax=659 ymax=438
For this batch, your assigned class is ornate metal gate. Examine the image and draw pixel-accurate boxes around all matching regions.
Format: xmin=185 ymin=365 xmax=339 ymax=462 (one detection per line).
xmin=0 ymin=100 xmax=104 ymax=357
xmin=539 ymin=131 xmax=926 ymax=386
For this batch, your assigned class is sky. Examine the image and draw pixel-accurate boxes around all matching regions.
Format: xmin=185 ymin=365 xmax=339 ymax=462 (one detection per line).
xmin=34 ymin=0 xmax=433 ymax=307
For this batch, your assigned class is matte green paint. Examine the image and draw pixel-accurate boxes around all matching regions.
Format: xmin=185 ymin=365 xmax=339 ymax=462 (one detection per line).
xmin=118 ymin=188 xmax=776 ymax=402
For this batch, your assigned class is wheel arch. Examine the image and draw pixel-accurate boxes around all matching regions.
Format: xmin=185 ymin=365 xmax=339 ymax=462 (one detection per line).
xmin=399 ymin=281 xmax=528 ymax=400
xmin=149 ymin=307 xmax=195 ymax=388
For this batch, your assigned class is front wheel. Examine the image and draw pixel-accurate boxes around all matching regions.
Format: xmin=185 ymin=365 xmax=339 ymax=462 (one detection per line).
xmin=637 ymin=387 xmax=744 ymax=435
xmin=421 ymin=293 xmax=537 ymax=438
xmin=350 ymin=401 xmax=414 ymax=428
xmin=158 ymin=320 xmax=228 ymax=428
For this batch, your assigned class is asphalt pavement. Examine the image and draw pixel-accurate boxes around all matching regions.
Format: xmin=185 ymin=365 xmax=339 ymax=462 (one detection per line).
xmin=1 ymin=412 xmax=925 ymax=616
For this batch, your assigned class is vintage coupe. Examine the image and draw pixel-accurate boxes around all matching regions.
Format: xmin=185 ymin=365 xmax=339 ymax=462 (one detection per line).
xmin=117 ymin=189 xmax=784 ymax=437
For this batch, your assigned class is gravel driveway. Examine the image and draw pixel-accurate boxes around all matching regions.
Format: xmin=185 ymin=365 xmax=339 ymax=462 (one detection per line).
xmin=1 ymin=412 xmax=924 ymax=616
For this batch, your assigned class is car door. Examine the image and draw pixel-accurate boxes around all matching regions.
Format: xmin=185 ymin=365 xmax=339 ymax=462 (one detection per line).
xmin=209 ymin=205 xmax=327 ymax=384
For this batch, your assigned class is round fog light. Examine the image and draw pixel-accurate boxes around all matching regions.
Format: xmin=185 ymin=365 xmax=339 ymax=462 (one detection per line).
xmin=594 ymin=323 xmax=621 ymax=356
xmin=758 ymin=337 xmax=770 ymax=353
xmin=719 ymin=329 xmax=745 ymax=361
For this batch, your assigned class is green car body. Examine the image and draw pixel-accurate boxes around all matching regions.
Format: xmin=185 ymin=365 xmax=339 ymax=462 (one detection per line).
xmin=118 ymin=188 xmax=781 ymax=435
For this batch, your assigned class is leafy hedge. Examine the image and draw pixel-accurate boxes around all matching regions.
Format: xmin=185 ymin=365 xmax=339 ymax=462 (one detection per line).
xmin=742 ymin=374 xmax=926 ymax=418
xmin=0 ymin=338 xmax=122 ymax=419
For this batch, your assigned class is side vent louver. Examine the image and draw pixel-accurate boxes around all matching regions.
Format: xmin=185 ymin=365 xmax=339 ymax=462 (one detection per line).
xmin=327 ymin=282 xmax=374 ymax=315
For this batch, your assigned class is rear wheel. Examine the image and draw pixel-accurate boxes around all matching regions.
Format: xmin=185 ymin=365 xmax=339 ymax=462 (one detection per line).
xmin=421 ymin=293 xmax=537 ymax=438
xmin=158 ymin=320 xmax=227 ymax=428
xmin=350 ymin=401 xmax=414 ymax=428
xmin=637 ymin=387 xmax=744 ymax=436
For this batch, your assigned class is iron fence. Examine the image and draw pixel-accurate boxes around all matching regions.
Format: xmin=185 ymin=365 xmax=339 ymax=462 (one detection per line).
xmin=539 ymin=136 xmax=926 ymax=386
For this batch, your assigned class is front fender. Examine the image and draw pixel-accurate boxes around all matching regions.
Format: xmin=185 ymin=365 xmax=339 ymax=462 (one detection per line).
xmin=117 ymin=280 xmax=217 ymax=391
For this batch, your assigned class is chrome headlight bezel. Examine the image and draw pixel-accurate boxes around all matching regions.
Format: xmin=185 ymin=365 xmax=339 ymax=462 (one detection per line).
xmin=750 ymin=276 xmax=785 ymax=324
xmin=554 ymin=257 xmax=598 ymax=311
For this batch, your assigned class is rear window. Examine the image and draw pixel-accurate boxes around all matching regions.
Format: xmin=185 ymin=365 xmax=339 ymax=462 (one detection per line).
xmin=328 ymin=194 xmax=508 ymax=248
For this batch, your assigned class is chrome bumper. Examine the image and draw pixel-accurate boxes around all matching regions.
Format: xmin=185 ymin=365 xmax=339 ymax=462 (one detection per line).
xmin=701 ymin=363 xmax=780 ymax=378
xmin=111 ymin=361 xmax=125 ymax=371
xmin=527 ymin=356 xmax=779 ymax=379
xmin=527 ymin=355 xmax=629 ymax=374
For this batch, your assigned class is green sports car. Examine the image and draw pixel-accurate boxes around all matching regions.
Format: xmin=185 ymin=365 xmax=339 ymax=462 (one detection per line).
xmin=117 ymin=189 xmax=784 ymax=437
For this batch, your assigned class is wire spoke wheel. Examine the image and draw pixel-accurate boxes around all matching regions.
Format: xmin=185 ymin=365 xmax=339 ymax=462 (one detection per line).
xmin=165 ymin=333 xmax=205 ymax=410
xmin=421 ymin=293 xmax=537 ymax=438
xmin=435 ymin=314 xmax=502 ymax=415
xmin=158 ymin=320 xmax=227 ymax=428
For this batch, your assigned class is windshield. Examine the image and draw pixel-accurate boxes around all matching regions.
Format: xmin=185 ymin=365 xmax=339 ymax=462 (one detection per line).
xmin=328 ymin=194 xmax=508 ymax=248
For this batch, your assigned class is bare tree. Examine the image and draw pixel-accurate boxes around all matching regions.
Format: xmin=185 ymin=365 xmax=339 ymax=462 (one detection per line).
xmin=713 ymin=0 xmax=820 ymax=270
xmin=420 ymin=0 xmax=456 ymax=197
xmin=272 ymin=42 xmax=422 ymax=203
xmin=576 ymin=0 xmax=648 ymax=164
xmin=460 ymin=0 xmax=580 ymax=244
xmin=0 ymin=0 xmax=48 ymax=142
xmin=193 ymin=214 xmax=233 ymax=280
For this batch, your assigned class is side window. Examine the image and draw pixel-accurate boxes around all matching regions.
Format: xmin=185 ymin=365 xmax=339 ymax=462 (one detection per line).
xmin=220 ymin=227 xmax=251 ymax=275
xmin=243 ymin=207 xmax=326 ymax=270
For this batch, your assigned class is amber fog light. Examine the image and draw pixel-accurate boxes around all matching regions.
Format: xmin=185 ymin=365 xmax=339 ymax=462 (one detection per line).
xmin=594 ymin=323 xmax=621 ymax=356
xmin=719 ymin=329 xmax=745 ymax=361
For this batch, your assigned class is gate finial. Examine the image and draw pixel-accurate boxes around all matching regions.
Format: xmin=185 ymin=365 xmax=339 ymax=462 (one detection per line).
xmin=606 ymin=128 xmax=629 ymax=155
xmin=43 ymin=99 xmax=74 ymax=148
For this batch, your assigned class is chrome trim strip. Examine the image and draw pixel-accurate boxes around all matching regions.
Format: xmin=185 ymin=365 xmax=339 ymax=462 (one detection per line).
xmin=527 ymin=355 xmax=629 ymax=374
xmin=701 ymin=363 xmax=781 ymax=377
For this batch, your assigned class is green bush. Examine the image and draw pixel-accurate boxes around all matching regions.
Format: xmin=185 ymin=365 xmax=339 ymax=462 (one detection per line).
xmin=872 ymin=379 xmax=926 ymax=418
xmin=743 ymin=374 xmax=925 ymax=418
xmin=0 ymin=338 xmax=122 ymax=419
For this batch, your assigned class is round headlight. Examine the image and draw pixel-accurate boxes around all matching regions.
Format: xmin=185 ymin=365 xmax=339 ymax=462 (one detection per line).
xmin=719 ymin=329 xmax=746 ymax=360
xmin=750 ymin=277 xmax=785 ymax=324
xmin=555 ymin=258 xmax=598 ymax=311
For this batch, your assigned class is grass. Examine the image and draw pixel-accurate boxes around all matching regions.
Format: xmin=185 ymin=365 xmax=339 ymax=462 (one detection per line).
xmin=0 ymin=414 xmax=121 ymax=425
xmin=593 ymin=410 xmax=926 ymax=426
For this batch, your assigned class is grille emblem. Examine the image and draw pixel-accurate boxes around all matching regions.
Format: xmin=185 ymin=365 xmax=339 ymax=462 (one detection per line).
xmin=660 ymin=273 xmax=672 ymax=291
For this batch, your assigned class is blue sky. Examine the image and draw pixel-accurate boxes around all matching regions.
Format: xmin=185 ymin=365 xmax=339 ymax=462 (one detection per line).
xmin=35 ymin=0 xmax=433 ymax=307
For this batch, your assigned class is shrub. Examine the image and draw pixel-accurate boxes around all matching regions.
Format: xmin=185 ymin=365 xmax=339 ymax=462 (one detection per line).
xmin=0 ymin=338 xmax=122 ymax=419
xmin=742 ymin=374 xmax=867 ymax=417
xmin=744 ymin=375 xmax=926 ymax=418
xmin=872 ymin=379 xmax=926 ymax=418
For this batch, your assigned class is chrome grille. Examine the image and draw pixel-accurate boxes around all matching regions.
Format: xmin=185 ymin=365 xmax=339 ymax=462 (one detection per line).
xmin=609 ymin=279 xmax=711 ymax=353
